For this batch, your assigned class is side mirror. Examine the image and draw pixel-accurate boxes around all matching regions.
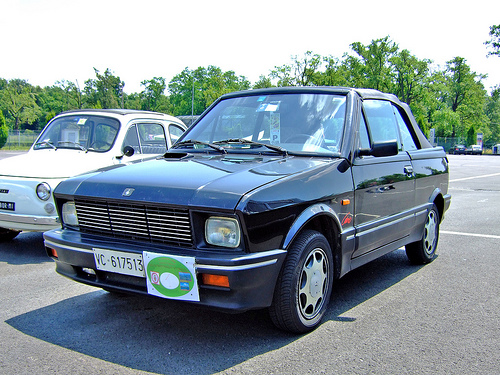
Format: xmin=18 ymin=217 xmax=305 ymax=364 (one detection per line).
xmin=123 ymin=146 xmax=135 ymax=157
xmin=358 ymin=140 xmax=398 ymax=158
xmin=116 ymin=145 xmax=135 ymax=159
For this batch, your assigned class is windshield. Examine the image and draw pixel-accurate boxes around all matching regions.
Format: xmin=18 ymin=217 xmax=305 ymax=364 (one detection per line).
xmin=34 ymin=115 xmax=120 ymax=152
xmin=178 ymin=93 xmax=346 ymax=155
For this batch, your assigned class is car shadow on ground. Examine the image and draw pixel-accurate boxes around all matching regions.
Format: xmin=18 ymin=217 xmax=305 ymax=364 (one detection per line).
xmin=6 ymin=249 xmax=423 ymax=375
xmin=0 ymin=232 xmax=50 ymax=265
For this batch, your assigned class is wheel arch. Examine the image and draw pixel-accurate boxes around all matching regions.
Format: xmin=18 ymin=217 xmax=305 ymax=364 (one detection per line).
xmin=429 ymin=189 xmax=445 ymax=223
xmin=283 ymin=203 xmax=342 ymax=280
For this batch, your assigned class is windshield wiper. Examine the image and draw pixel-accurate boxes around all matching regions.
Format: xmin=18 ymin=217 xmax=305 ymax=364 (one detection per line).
xmin=57 ymin=141 xmax=88 ymax=152
xmin=172 ymin=139 xmax=227 ymax=154
xmin=35 ymin=141 xmax=57 ymax=150
xmin=214 ymin=138 xmax=288 ymax=156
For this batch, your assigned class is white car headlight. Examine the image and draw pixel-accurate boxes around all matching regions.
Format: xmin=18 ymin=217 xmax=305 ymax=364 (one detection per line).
xmin=36 ymin=182 xmax=51 ymax=201
xmin=205 ymin=217 xmax=241 ymax=248
xmin=62 ymin=202 xmax=79 ymax=227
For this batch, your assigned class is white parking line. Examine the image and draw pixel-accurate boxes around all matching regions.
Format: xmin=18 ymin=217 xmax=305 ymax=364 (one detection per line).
xmin=441 ymin=230 xmax=500 ymax=240
xmin=450 ymin=172 xmax=500 ymax=182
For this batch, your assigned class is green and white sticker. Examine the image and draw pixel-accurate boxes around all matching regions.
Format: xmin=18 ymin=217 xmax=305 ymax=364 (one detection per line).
xmin=143 ymin=252 xmax=199 ymax=301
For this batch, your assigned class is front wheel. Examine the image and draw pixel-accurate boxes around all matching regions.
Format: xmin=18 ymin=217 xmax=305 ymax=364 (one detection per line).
xmin=406 ymin=204 xmax=440 ymax=264
xmin=269 ymin=230 xmax=334 ymax=333
xmin=0 ymin=228 xmax=20 ymax=242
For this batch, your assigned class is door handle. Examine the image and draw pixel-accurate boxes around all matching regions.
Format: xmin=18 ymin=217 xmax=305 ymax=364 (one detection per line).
xmin=404 ymin=165 xmax=413 ymax=176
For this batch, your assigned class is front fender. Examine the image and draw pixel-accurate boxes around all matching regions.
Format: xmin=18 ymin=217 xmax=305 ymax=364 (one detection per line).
xmin=282 ymin=203 xmax=341 ymax=249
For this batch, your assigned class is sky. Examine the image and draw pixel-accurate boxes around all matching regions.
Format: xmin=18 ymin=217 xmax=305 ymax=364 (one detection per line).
xmin=1 ymin=0 xmax=499 ymax=95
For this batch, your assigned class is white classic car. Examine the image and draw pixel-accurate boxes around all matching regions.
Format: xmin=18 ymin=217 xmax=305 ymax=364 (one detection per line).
xmin=0 ymin=109 xmax=187 ymax=241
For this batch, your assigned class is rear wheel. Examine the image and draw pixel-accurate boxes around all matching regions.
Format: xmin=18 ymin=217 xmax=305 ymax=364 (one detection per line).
xmin=0 ymin=228 xmax=20 ymax=242
xmin=269 ymin=230 xmax=334 ymax=333
xmin=406 ymin=204 xmax=440 ymax=264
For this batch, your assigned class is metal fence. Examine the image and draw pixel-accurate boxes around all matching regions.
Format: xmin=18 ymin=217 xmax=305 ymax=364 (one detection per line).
xmin=1 ymin=130 xmax=41 ymax=150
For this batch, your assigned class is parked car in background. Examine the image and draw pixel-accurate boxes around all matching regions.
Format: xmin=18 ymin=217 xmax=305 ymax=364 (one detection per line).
xmin=448 ymin=144 xmax=467 ymax=154
xmin=44 ymin=87 xmax=450 ymax=333
xmin=0 ymin=109 xmax=187 ymax=241
xmin=466 ymin=145 xmax=482 ymax=155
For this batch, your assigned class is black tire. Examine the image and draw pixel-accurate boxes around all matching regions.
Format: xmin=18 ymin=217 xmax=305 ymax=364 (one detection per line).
xmin=0 ymin=228 xmax=20 ymax=242
xmin=269 ymin=230 xmax=334 ymax=333
xmin=406 ymin=204 xmax=440 ymax=264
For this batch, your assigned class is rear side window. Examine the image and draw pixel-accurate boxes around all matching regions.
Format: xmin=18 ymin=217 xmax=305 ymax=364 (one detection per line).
xmin=394 ymin=108 xmax=417 ymax=151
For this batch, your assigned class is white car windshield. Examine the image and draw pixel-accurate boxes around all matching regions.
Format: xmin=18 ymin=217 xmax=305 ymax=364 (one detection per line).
xmin=178 ymin=93 xmax=346 ymax=155
xmin=34 ymin=115 xmax=120 ymax=152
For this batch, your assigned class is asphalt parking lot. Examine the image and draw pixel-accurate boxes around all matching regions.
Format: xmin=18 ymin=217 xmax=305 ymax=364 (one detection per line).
xmin=0 ymin=153 xmax=499 ymax=374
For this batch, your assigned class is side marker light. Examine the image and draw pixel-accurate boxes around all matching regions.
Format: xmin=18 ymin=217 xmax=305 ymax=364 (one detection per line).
xmin=201 ymin=274 xmax=230 ymax=288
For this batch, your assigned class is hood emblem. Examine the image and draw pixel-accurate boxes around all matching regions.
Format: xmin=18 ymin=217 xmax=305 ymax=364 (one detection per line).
xmin=122 ymin=188 xmax=135 ymax=197
xmin=0 ymin=189 xmax=8 ymax=194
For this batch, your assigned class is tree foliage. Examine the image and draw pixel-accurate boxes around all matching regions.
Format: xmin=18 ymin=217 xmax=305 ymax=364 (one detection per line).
xmin=168 ymin=66 xmax=250 ymax=116
xmin=140 ymin=77 xmax=169 ymax=112
xmin=0 ymin=110 xmax=8 ymax=148
xmin=83 ymin=68 xmax=125 ymax=109
xmin=485 ymin=24 xmax=500 ymax=57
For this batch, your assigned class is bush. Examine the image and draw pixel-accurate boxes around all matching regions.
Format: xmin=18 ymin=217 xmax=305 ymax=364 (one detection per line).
xmin=0 ymin=112 xmax=8 ymax=149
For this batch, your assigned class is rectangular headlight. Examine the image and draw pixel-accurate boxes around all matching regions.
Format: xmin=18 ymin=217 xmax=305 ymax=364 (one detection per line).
xmin=205 ymin=217 xmax=240 ymax=248
xmin=62 ymin=201 xmax=79 ymax=227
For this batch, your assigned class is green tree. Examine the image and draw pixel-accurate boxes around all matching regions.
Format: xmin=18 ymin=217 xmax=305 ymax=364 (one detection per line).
xmin=318 ymin=56 xmax=351 ymax=87
xmin=253 ymin=75 xmax=274 ymax=89
xmin=168 ymin=66 xmax=250 ymax=116
xmin=390 ymin=49 xmax=430 ymax=105
xmin=55 ymin=80 xmax=83 ymax=109
xmin=201 ymin=66 xmax=250 ymax=106
xmin=443 ymin=57 xmax=487 ymax=138
xmin=270 ymin=51 xmax=322 ymax=87
xmin=0 ymin=110 xmax=8 ymax=148
xmin=431 ymin=107 xmax=460 ymax=138
xmin=466 ymin=125 xmax=475 ymax=146
xmin=484 ymin=86 xmax=500 ymax=146
xmin=348 ymin=36 xmax=398 ymax=91
xmin=140 ymin=77 xmax=169 ymax=112
xmin=485 ymin=24 xmax=500 ymax=57
xmin=83 ymin=68 xmax=125 ymax=109
xmin=1 ymin=79 xmax=40 ymax=130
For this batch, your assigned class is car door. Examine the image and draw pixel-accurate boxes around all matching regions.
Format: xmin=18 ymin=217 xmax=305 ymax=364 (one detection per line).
xmin=351 ymin=100 xmax=415 ymax=258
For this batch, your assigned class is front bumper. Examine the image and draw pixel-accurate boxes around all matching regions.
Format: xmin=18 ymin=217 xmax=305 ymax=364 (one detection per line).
xmin=0 ymin=176 xmax=61 ymax=232
xmin=0 ymin=211 xmax=59 ymax=232
xmin=44 ymin=229 xmax=287 ymax=312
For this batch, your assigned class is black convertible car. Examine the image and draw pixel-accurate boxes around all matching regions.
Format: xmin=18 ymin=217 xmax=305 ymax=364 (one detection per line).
xmin=44 ymin=87 xmax=451 ymax=332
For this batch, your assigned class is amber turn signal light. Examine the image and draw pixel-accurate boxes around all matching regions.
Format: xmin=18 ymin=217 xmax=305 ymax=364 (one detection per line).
xmin=201 ymin=274 xmax=230 ymax=288
xmin=341 ymin=199 xmax=351 ymax=206
xmin=48 ymin=247 xmax=58 ymax=258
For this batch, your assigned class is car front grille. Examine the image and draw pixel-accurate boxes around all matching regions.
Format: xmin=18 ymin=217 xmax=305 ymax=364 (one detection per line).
xmin=74 ymin=199 xmax=193 ymax=247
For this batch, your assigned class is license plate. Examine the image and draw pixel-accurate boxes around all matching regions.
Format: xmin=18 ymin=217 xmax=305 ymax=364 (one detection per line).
xmin=93 ymin=248 xmax=145 ymax=278
xmin=0 ymin=201 xmax=15 ymax=211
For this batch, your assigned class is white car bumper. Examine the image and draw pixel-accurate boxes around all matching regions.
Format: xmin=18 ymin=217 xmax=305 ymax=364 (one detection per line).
xmin=0 ymin=176 xmax=62 ymax=232
xmin=0 ymin=211 xmax=59 ymax=231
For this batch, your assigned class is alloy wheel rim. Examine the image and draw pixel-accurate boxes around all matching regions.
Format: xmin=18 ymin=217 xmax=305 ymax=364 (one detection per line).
xmin=298 ymin=248 xmax=329 ymax=320
xmin=423 ymin=210 xmax=438 ymax=255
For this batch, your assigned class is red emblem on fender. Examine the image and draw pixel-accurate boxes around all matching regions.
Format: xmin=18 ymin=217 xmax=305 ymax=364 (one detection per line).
xmin=341 ymin=213 xmax=352 ymax=226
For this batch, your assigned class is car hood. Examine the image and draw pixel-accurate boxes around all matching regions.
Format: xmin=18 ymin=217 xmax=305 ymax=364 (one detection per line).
xmin=0 ymin=149 xmax=119 ymax=179
xmin=57 ymin=153 xmax=335 ymax=210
